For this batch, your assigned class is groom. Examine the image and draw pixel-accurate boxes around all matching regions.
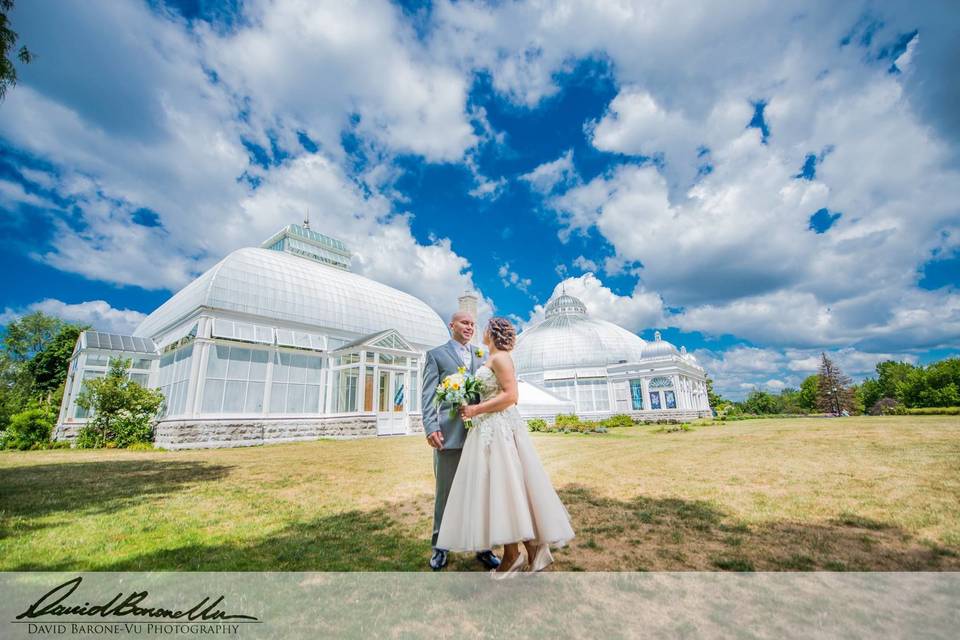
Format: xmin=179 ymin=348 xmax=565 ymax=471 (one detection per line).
xmin=421 ymin=310 xmax=501 ymax=571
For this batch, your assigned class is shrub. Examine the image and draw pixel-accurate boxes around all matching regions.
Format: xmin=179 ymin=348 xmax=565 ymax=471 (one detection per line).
xmin=75 ymin=358 xmax=164 ymax=449
xmin=554 ymin=413 xmax=581 ymax=428
xmin=869 ymin=397 xmax=904 ymax=416
xmin=527 ymin=418 xmax=548 ymax=432
xmin=904 ymin=406 xmax=960 ymax=415
xmin=599 ymin=414 xmax=634 ymax=429
xmin=1 ymin=407 xmax=55 ymax=450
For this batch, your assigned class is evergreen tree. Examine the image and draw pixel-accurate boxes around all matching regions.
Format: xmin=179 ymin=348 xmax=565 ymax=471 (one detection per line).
xmin=816 ymin=353 xmax=853 ymax=414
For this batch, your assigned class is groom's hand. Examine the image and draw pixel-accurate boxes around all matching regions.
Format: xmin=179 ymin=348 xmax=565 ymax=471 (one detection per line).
xmin=426 ymin=431 xmax=444 ymax=449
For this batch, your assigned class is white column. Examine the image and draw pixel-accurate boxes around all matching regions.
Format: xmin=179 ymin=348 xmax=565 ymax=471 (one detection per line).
xmin=641 ymin=377 xmax=651 ymax=410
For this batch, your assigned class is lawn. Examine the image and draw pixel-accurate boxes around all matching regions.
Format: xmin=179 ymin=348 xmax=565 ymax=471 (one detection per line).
xmin=1 ymin=415 xmax=958 ymax=571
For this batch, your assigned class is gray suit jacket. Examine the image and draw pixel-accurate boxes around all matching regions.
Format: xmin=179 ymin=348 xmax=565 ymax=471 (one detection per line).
xmin=421 ymin=339 xmax=481 ymax=450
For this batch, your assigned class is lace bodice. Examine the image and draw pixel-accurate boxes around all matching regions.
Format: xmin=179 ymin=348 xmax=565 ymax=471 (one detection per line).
xmin=475 ymin=365 xmax=502 ymax=401
xmin=471 ymin=364 xmax=522 ymax=449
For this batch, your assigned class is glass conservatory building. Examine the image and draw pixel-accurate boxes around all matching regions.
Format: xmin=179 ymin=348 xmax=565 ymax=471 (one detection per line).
xmin=514 ymin=293 xmax=712 ymax=421
xmin=55 ymin=224 xmax=450 ymax=448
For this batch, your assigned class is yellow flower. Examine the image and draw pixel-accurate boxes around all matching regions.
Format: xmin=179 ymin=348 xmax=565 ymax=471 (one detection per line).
xmin=453 ymin=383 xmax=460 ymax=390
xmin=475 ymin=348 xmax=484 ymax=358
xmin=458 ymin=366 xmax=466 ymax=374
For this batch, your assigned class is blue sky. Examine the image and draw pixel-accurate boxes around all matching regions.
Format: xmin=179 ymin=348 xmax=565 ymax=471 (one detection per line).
xmin=1 ymin=0 xmax=958 ymax=399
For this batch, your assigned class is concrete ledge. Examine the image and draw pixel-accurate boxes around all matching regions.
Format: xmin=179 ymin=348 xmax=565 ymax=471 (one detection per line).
xmin=154 ymin=415 xmax=378 ymax=450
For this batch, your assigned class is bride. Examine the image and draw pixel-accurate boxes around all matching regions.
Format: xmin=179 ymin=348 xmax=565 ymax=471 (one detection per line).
xmin=435 ymin=317 xmax=575 ymax=574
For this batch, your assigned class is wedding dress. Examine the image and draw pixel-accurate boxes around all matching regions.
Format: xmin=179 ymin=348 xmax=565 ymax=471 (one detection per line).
xmin=435 ymin=363 xmax=575 ymax=564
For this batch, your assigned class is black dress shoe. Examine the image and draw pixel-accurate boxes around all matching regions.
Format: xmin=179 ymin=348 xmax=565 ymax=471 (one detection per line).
xmin=430 ymin=549 xmax=448 ymax=571
xmin=476 ymin=550 xmax=501 ymax=570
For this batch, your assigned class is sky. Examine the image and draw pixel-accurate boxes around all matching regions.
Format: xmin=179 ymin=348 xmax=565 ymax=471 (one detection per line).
xmin=1 ymin=0 xmax=958 ymax=399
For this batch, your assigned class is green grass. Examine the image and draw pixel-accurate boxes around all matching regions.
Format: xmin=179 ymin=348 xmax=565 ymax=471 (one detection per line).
xmin=1 ymin=415 xmax=958 ymax=571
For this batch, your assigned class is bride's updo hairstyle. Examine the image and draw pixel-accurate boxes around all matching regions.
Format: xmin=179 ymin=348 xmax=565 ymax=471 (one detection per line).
xmin=486 ymin=317 xmax=517 ymax=351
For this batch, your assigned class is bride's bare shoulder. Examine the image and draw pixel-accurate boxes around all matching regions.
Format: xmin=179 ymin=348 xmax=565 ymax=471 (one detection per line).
xmin=487 ymin=351 xmax=515 ymax=371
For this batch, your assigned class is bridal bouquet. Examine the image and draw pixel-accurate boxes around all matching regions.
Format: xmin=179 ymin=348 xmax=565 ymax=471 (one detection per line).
xmin=435 ymin=366 xmax=484 ymax=428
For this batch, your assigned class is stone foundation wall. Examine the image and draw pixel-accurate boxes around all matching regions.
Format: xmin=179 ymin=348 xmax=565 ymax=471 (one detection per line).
xmin=407 ymin=414 xmax=424 ymax=434
xmin=154 ymin=415 xmax=378 ymax=450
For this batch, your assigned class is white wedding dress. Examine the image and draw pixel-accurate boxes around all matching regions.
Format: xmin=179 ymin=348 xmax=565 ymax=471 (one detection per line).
xmin=435 ymin=363 xmax=575 ymax=562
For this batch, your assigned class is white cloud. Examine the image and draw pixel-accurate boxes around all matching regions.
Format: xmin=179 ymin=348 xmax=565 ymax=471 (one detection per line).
xmin=519 ymin=149 xmax=578 ymax=195
xmin=520 ymin=273 xmax=665 ymax=333
xmin=1 ymin=0 xmax=490 ymax=326
xmin=572 ymin=255 xmax=598 ymax=272
xmin=0 ymin=299 xmax=146 ymax=335
xmin=203 ymin=0 xmax=477 ymax=162
xmin=694 ymin=344 xmax=922 ymax=400
xmin=497 ymin=263 xmax=533 ymax=295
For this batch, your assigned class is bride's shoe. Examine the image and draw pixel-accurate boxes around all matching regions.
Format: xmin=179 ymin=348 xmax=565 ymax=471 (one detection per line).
xmin=526 ymin=544 xmax=554 ymax=572
xmin=490 ymin=550 xmax=527 ymax=580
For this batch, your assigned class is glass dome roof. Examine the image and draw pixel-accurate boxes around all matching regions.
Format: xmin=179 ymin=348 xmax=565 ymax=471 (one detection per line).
xmin=134 ymin=247 xmax=450 ymax=348
xmin=513 ymin=294 xmax=647 ymax=373
xmin=643 ymin=331 xmax=681 ymax=359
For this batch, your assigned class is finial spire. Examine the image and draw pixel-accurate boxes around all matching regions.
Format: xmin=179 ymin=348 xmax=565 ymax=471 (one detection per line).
xmin=303 ymin=211 xmax=310 ymax=230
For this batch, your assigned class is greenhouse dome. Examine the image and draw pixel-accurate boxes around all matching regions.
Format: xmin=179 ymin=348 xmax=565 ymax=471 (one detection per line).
xmin=513 ymin=293 xmax=647 ymax=374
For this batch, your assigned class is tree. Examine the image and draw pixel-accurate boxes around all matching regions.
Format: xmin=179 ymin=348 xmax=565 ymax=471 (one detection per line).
xmin=1 ymin=0 xmax=32 ymax=101
xmin=816 ymin=353 xmax=854 ymax=414
xmin=75 ymin=358 xmax=164 ymax=448
xmin=874 ymin=360 xmax=916 ymax=403
xmin=899 ymin=358 xmax=960 ymax=408
xmin=27 ymin=323 xmax=86 ymax=396
xmin=3 ymin=311 xmax=64 ymax=362
xmin=798 ymin=374 xmax=819 ymax=412
xmin=741 ymin=389 xmax=782 ymax=415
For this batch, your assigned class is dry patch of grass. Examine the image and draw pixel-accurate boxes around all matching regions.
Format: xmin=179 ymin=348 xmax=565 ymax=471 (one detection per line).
xmin=0 ymin=415 xmax=957 ymax=571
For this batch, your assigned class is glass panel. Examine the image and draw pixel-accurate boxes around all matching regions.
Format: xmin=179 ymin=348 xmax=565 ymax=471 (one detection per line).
xmin=649 ymin=391 xmax=662 ymax=410
xmin=223 ymin=380 xmax=246 ymax=412
xmin=208 ymin=345 xmax=229 ymax=378
xmin=249 ymin=349 xmax=269 ymax=381
xmin=202 ymin=379 xmax=225 ymax=413
xmin=245 ymin=381 xmax=265 ymax=413
xmin=132 ymin=358 xmax=153 ymax=370
xmin=227 ymin=348 xmax=251 ymax=380
xmin=130 ymin=373 xmax=149 ymax=386
xmin=378 ymin=370 xmax=389 ymax=412
xmin=273 ymin=352 xmax=290 ymax=383
xmin=337 ymin=368 xmax=358 ymax=412
xmin=393 ymin=372 xmax=404 ymax=412
xmin=665 ymin=390 xmax=677 ymax=409
xmin=380 ymin=353 xmax=395 ymax=365
xmin=630 ymin=380 xmax=644 ymax=410
xmin=270 ymin=383 xmax=286 ymax=413
xmin=86 ymin=354 xmax=110 ymax=366
xmin=364 ymin=367 xmax=375 ymax=412
xmin=289 ymin=354 xmax=308 ymax=383
xmin=287 ymin=384 xmax=305 ymax=412
xmin=306 ymin=356 xmax=323 ymax=384
xmin=305 ymin=384 xmax=321 ymax=413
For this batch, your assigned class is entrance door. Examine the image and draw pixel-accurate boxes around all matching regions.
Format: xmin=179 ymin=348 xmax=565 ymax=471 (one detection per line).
xmin=376 ymin=369 xmax=408 ymax=435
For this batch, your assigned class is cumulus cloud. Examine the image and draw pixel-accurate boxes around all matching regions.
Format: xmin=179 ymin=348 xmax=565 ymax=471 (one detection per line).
xmin=1 ymin=0 xmax=490 ymax=324
xmin=520 ymin=273 xmax=665 ymax=333
xmin=0 ymin=299 xmax=147 ymax=335
xmin=694 ymin=344 xmax=922 ymax=399
xmin=519 ymin=149 xmax=578 ymax=195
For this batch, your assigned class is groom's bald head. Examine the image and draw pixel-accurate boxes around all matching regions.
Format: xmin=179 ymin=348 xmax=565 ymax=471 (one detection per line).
xmin=449 ymin=311 xmax=475 ymax=345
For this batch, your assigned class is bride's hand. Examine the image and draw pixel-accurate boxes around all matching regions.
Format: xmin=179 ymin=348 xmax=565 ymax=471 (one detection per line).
xmin=460 ymin=404 xmax=480 ymax=419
